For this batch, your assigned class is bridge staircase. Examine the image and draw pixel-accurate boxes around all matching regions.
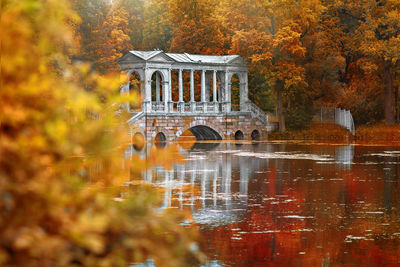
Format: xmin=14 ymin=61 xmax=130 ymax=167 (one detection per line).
xmin=127 ymin=111 xmax=145 ymax=124
xmin=246 ymin=101 xmax=269 ymax=125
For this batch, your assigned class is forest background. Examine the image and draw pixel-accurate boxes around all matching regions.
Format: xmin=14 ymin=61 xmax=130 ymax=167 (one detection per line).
xmin=2 ymin=0 xmax=400 ymax=266
xmin=74 ymin=0 xmax=400 ymax=131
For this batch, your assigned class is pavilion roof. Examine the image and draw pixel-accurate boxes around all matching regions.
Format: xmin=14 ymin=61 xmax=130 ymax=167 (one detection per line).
xmin=123 ymin=50 xmax=243 ymax=65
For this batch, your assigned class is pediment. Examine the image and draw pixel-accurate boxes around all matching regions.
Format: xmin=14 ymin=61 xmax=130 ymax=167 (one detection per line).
xmin=227 ymin=56 xmax=245 ymax=66
xmin=118 ymin=53 xmax=145 ymax=63
xmin=148 ymin=53 xmax=175 ymax=63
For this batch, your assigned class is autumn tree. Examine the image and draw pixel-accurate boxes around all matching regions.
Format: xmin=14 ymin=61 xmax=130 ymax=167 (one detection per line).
xmin=167 ymin=0 xmax=225 ymax=54
xmin=1 ymin=0 xmax=203 ymax=266
xmin=356 ymin=0 xmax=400 ymax=124
xmin=228 ymin=0 xmax=323 ymax=131
xmin=72 ymin=0 xmax=109 ymax=62
xmin=216 ymin=0 xmax=275 ymax=112
xmin=96 ymin=4 xmax=133 ymax=72
xmin=114 ymin=0 xmax=146 ymax=49
xmin=318 ymin=0 xmax=400 ymax=125
xmin=142 ymin=0 xmax=172 ymax=51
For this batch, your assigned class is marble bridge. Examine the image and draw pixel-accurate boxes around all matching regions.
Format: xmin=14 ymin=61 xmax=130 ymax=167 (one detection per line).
xmin=119 ymin=50 xmax=275 ymax=142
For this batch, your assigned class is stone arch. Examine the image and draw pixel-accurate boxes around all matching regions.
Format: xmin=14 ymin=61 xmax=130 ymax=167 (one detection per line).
xmin=251 ymin=129 xmax=260 ymax=140
xmin=128 ymin=70 xmax=142 ymax=111
xmin=182 ymin=70 xmax=191 ymax=103
xmin=193 ymin=71 xmax=202 ymax=102
xmin=132 ymin=132 xmax=145 ymax=151
xmin=230 ymin=73 xmax=240 ymax=111
xmin=188 ymin=119 xmax=224 ymax=137
xmin=234 ymin=130 xmax=244 ymax=140
xmin=187 ymin=125 xmax=222 ymax=141
xmin=170 ymin=70 xmax=179 ymax=103
xmin=155 ymin=132 xmax=166 ymax=142
xmin=127 ymin=69 xmax=144 ymax=81
xmin=155 ymin=132 xmax=167 ymax=148
xmin=150 ymin=70 xmax=164 ymax=102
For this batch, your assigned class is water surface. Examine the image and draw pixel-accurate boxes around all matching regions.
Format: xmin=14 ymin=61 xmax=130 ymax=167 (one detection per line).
xmin=125 ymin=142 xmax=400 ymax=266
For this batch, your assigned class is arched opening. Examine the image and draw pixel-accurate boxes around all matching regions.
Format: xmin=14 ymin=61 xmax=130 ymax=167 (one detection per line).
xmin=207 ymin=71 xmax=220 ymax=102
xmin=231 ymin=74 xmax=240 ymax=111
xmin=171 ymin=70 xmax=179 ymax=108
xmin=182 ymin=71 xmax=191 ymax=103
xmin=151 ymin=71 xmax=163 ymax=102
xmin=234 ymin=130 xmax=244 ymax=140
xmin=180 ymin=125 xmax=222 ymax=141
xmin=132 ymin=132 xmax=145 ymax=151
xmin=194 ymin=71 xmax=202 ymax=102
xmin=251 ymin=130 xmax=260 ymax=141
xmin=129 ymin=71 xmax=141 ymax=111
xmin=155 ymin=132 xmax=166 ymax=148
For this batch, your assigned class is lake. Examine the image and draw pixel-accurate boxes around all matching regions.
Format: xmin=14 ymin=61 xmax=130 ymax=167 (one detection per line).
xmin=124 ymin=142 xmax=400 ymax=266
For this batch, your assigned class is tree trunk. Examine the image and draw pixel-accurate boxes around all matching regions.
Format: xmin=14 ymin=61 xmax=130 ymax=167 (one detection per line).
xmin=396 ymin=85 xmax=399 ymax=122
xmin=383 ymin=59 xmax=395 ymax=124
xmin=276 ymin=81 xmax=286 ymax=132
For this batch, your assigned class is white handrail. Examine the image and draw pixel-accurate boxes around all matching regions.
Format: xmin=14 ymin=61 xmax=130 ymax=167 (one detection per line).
xmin=127 ymin=111 xmax=145 ymax=124
xmin=247 ymin=101 xmax=269 ymax=125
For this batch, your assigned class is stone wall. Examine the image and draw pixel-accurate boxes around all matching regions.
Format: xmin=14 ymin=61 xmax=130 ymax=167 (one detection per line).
xmin=130 ymin=113 xmax=275 ymax=141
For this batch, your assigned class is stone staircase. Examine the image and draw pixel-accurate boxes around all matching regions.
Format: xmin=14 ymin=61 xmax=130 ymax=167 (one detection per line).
xmin=127 ymin=111 xmax=145 ymax=124
xmin=246 ymin=101 xmax=269 ymax=125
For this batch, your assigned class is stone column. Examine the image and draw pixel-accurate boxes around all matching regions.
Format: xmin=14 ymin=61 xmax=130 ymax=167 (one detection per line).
xmin=201 ymin=70 xmax=206 ymax=113
xmin=205 ymin=72 xmax=211 ymax=101
xmin=156 ymin=72 xmax=160 ymax=102
xmin=217 ymin=72 xmax=224 ymax=104
xmin=201 ymin=70 xmax=206 ymax=102
xmin=240 ymin=72 xmax=249 ymax=111
xmin=224 ymin=71 xmax=231 ymax=112
xmin=178 ymin=69 xmax=183 ymax=102
xmin=213 ymin=70 xmax=218 ymax=112
xmin=178 ymin=69 xmax=184 ymax=112
xmin=168 ymin=68 xmax=173 ymax=112
xmin=163 ymin=80 xmax=169 ymax=113
xmin=190 ymin=69 xmax=195 ymax=112
xmin=213 ymin=71 xmax=217 ymax=102
xmin=144 ymin=68 xmax=151 ymax=112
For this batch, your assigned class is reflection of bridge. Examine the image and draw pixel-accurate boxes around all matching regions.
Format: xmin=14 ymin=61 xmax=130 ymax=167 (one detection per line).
xmin=118 ymin=50 xmax=275 ymax=142
xmin=122 ymin=143 xmax=355 ymax=224
xmin=139 ymin=144 xmax=266 ymax=222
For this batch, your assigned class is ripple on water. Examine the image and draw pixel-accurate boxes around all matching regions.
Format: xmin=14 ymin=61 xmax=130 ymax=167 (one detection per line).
xmin=233 ymin=151 xmax=333 ymax=161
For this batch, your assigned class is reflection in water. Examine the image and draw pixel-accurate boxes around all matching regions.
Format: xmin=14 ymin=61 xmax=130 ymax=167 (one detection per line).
xmin=190 ymin=142 xmax=220 ymax=151
xmin=335 ymin=145 xmax=354 ymax=169
xmin=124 ymin=143 xmax=400 ymax=266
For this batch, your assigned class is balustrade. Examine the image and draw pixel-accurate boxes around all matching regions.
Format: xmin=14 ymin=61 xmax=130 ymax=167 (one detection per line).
xmin=144 ymin=100 xmax=267 ymax=120
xmin=151 ymin=102 xmax=166 ymax=112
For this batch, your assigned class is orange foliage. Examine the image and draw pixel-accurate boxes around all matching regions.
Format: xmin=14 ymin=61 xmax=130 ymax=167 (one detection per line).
xmin=1 ymin=0 xmax=204 ymax=266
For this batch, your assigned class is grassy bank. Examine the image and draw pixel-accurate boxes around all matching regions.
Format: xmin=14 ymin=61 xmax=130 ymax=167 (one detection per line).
xmin=268 ymin=123 xmax=400 ymax=145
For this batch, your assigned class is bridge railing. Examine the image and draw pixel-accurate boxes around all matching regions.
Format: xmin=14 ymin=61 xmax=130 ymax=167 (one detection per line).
xmin=135 ymin=100 xmax=268 ymax=121
xmin=144 ymin=101 xmax=225 ymax=114
xmin=151 ymin=102 xmax=165 ymax=112
xmin=127 ymin=111 xmax=145 ymax=124
xmin=246 ymin=101 xmax=269 ymax=125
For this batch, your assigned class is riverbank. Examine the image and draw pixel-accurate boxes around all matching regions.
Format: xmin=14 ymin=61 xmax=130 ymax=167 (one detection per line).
xmin=268 ymin=123 xmax=400 ymax=145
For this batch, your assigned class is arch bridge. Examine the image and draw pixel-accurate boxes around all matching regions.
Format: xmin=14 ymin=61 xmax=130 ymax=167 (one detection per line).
xmin=118 ymin=50 xmax=275 ymax=141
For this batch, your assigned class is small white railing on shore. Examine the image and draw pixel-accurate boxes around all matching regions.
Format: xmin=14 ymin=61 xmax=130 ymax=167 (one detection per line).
xmin=315 ymin=107 xmax=355 ymax=134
